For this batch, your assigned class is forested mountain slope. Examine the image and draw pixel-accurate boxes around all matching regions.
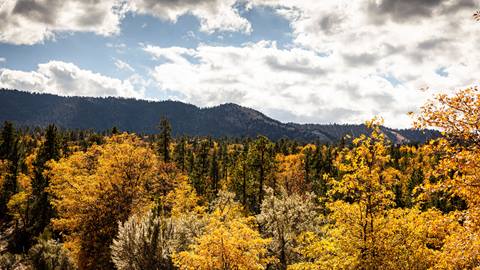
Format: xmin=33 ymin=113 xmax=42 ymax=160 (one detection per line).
xmin=0 ymin=89 xmax=438 ymax=143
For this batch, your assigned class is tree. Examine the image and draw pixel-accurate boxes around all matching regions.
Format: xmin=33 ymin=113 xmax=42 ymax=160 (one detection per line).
xmin=28 ymin=239 xmax=76 ymax=270
xmin=158 ymin=117 xmax=172 ymax=163
xmin=291 ymin=205 xmax=443 ymax=270
xmin=48 ymin=134 xmax=159 ymax=269
xmin=7 ymin=153 xmax=36 ymax=252
xmin=413 ymin=87 xmax=480 ymax=268
xmin=257 ymin=189 xmax=321 ymax=269
xmin=248 ymin=136 xmax=275 ymax=213
xmin=275 ymin=153 xmax=308 ymax=195
xmin=174 ymin=137 xmax=187 ymax=171
xmin=29 ymin=124 xmax=61 ymax=237
xmin=111 ymin=209 xmax=176 ymax=270
xmin=164 ymin=176 xmax=207 ymax=252
xmin=0 ymin=121 xmax=22 ymax=220
xmin=231 ymin=144 xmax=252 ymax=208
xmin=291 ymin=119 xmax=403 ymax=269
xmin=173 ymin=190 xmax=273 ymax=270
xmin=209 ymin=146 xmax=220 ymax=196
xmin=0 ymin=121 xmax=15 ymax=160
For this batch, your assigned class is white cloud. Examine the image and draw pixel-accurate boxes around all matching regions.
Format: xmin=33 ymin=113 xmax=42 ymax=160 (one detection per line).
xmin=233 ymin=0 xmax=480 ymax=126
xmin=0 ymin=57 xmax=5 ymax=63
xmin=144 ymin=41 xmax=435 ymax=127
xmin=114 ymin=59 xmax=135 ymax=72
xmin=2 ymin=0 xmax=479 ymax=128
xmin=0 ymin=0 xmax=250 ymax=45
xmin=0 ymin=0 xmax=127 ymax=45
xmin=0 ymin=61 xmax=144 ymax=98
xmin=128 ymin=0 xmax=251 ymax=33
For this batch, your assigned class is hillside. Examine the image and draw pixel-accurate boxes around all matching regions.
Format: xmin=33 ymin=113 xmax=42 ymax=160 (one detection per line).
xmin=0 ymin=89 xmax=438 ymax=143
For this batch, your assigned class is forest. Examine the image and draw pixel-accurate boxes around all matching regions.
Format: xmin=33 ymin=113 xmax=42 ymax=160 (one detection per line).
xmin=0 ymin=86 xmax=478 ymax=270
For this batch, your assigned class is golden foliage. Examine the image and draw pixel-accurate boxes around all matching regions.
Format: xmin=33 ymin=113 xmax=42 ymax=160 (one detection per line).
xmin=173 ymin=191 xmax=274 ymax=270
xmin=275 ymin=153 xmax=308 ymax=195
xmin=47 ymin=134 xmax=164 ymax=268
xmin=291 ymin=205 xmax=445 ymax=270
xmin=413 ymin=87 xmax=480 ymax=268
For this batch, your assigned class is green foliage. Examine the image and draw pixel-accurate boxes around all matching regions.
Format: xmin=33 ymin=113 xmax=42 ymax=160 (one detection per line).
xmin=158 ymin=117 xmax=172 ymax=163
xmin=257 ymin=189 xmax=322 ymax=269
xmin=29 ymin=124 xmax=61 ymax=238
xmin=29 ymin=239 xmax=76 ymax=270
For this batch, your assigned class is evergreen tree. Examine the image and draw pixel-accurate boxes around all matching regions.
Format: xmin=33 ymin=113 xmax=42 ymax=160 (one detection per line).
xmin=30 ymin=125 xmax=60 ymax=237
xmin=158 ymin=117 xmax=172 ymax=163
xmin=0 ymin=121 xmax=15 ymax=160
xmin=173 ymin=137 xmax=186 ymax=171
xmin=0 ymin=121 xmax=22 ymax=220
xmin=209 ymin=147 xmax=219 ymax=196
xmin=248 ymin=136 xmax=275 ymax=213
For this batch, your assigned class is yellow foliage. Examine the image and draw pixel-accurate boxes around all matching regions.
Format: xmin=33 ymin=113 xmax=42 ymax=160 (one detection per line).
xmin=47 ymin=134 xmax=162 ymax=267
xmin=7 ymin=152 xmax=37 ymax=227
xmin=173 ymin=191 xmax=274 ymax=270
xmin=413 ymin=87 xmax=480 ymax=268
xmin=0 ymin=159 xmax=9 ymax=188
xmin=275 ymin=153 xmax=307 ymax=194
xmin=330 ymin=118 xmax=399 ymax=210
xmin=291 ymin=204 xmax=445 ymax=270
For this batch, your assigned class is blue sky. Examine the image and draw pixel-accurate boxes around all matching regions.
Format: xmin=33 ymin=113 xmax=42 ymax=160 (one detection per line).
xmin=0 ymin=0 xmax=479 ymax=127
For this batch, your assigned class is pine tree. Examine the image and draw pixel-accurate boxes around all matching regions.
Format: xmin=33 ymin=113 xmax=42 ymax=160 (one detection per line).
xmin=0 ymin=121 xmax=22 ymax=220
xmin=0 ymin=121 xmax=15 ymax=160
xmin=248 ymin=136 xmax=275 ymax=213
xmin=209 ymin=147 xmax=220 ymax=196
xmin=174 ymin=137 xmax=186 ymax=171
xmin=29 ymin=124 xmax=60 ymax=237
xmin=158 ymin=117 xmax=172 ymax=163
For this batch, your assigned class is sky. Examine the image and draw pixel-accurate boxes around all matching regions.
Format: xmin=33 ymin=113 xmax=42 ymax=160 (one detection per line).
xmin=0 ymin=0 xmax=479 ymax=128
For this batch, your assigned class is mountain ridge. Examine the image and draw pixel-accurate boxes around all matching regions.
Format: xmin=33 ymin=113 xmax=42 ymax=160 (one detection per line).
xmin=0 ymin=89 xmax=439 ymax=143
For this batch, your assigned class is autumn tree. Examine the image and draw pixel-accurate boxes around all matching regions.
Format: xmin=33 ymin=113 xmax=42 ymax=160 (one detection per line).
xmin=112 ymin=177 xmax=206 ymax=270
xmin=291 ymin=206 xmax=443 ymax=270
xmin=48 ymin=134 xmax=160 ymax=269
xmin=275 ymin=151 xmax=308 ymax=195
xmin=7 ymin=152 xmax=37 ymax=252
xmin=291 ymin=119 xmax=403 ymax=269
xmin=173 ymin=190 xmax=273 ymax=270
xmin=413 ymin=86 xmax=480 ymax=268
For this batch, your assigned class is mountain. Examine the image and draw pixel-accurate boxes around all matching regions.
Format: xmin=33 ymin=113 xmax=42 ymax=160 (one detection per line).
xmin=0 ymin=89 xmax=439 ymax=143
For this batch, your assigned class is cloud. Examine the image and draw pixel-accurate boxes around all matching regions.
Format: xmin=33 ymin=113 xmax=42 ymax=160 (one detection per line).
xmin=143 ymin=45 xmax=197 ymax=64
xmin=367 ymin=0 xmax=476 ymax=23
xmin=2 ymin=0 xmax=479 ymax=128
xmin=0 ymin=0 xmax=127 ymax=45
xmin=143 ymin=41 xmax=437 ymax=127
xmin=128 ymin=0 xmax=251 ymax=33
xmin=243 ymin=0 xmax=480 ymax=126
xmin=0 ymin=0 xmax=250 ymax=45
xmin=0 ymin=61 xmax=144 ymax=98
xmin=0 ymin=57 xmax=5 ymax=63
xmin=114 ymin=59 xmax=135 ymax=72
